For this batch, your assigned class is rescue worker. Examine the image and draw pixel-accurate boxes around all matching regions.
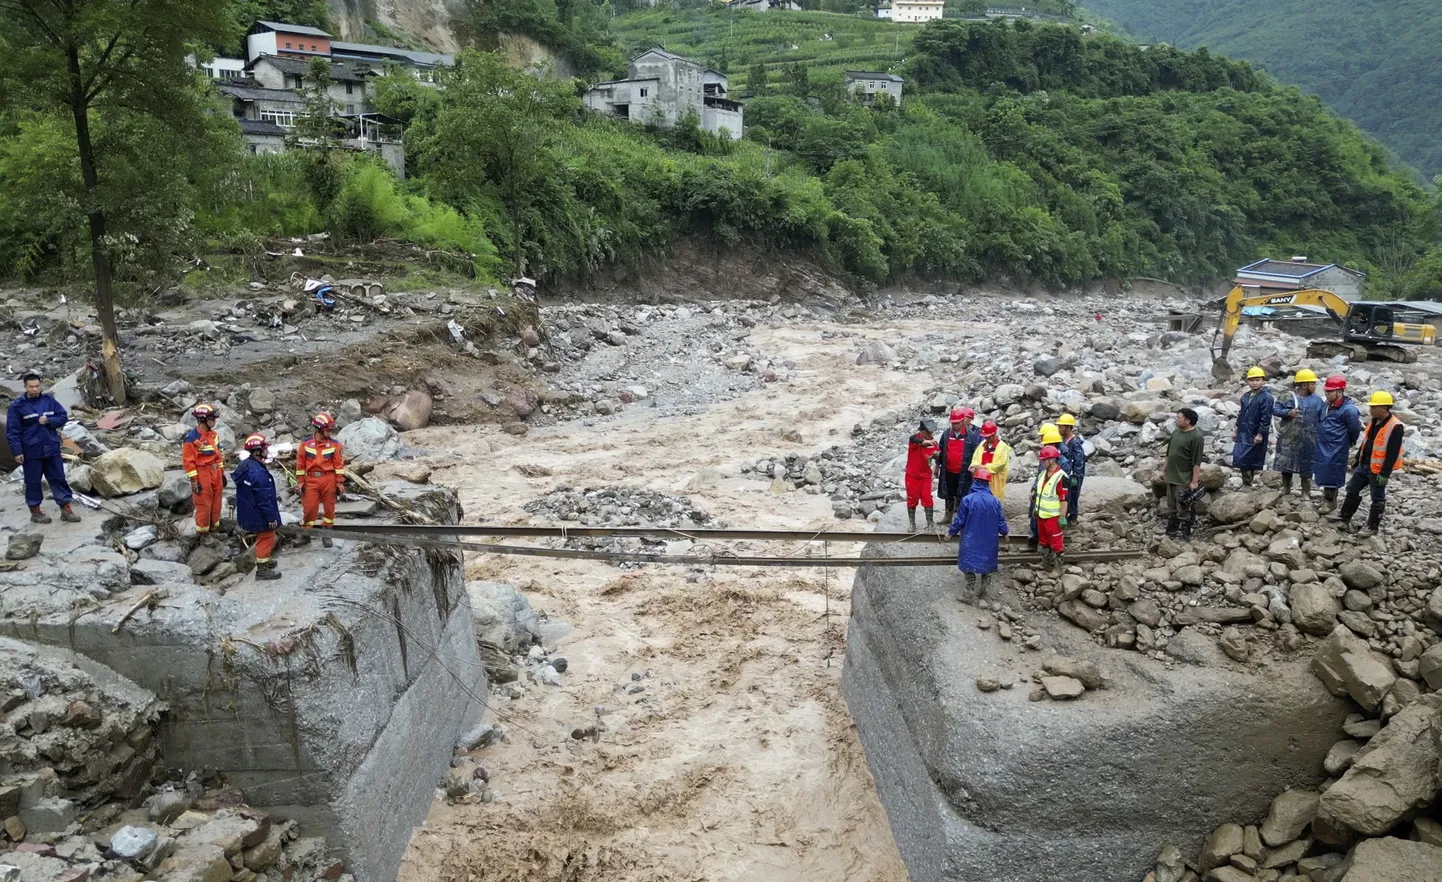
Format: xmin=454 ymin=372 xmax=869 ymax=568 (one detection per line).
xmin=1273 ymin=369 xmax=1324 ymax=497
xmin=5 ymin=373 xmax=81 ymax=524
xmin=295 ymin=413 xmax=345 ymax=547
xmin=1157 ymin=408 xmax=1205 ymax=540
xmin=1028 ymin=426 xmax=1065 ymax=551
xmin=181 ymin=404 xmax=225 ymax=535
xmin=946 ymin=467 xmax=1008 ymax=603
xmin=234 ymin=434 xmax=282 ymax=581
xmin=1057 ymin=414 xmax=1086 ymax=522
xmin=935 ymin=408 xmax=980 ymax=521
xmin=1313 ymin=376 xmax=1362 ymax=515
xmin=970 ymin=421 xmax=1013 ymax=501
xmin=905 ymin=419 xmax=939 ymax=532
xmin=1332 ymin=391 xmax=1404 ymax=536
xmin=1232 ymin=367 xmax=1273 ymax=487
xmin=1032 ymin=446 xmax=1069 ymax=572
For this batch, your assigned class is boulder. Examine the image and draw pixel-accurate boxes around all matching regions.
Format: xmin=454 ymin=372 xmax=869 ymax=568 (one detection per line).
xmin=1209 ymin=494 xmax=1262 ymax=525
xmin=1339 ymin=561 xmax=1385 ymax=591
xmin=1317 ymin=695 xmax=1442 ymax=836
xmin=1311 ymin=626 xmax=1397 ymax=713
xmin=157 ymin=471 xmax=193 ymax=510
xmin=1426 ymin=587 xmax=1442 ymax=634
xmin=994 ymin=384 xmax=1025 ymax=406
xmin=1339 ymin=836 xmax=1442 ymax=882
xmin=1198 ymin=464 xmax=1226 ymax=491
xmin=1034 ymin=355 xmax=1072 ymax=377
xmin=1419 ymin=645 xmax=1442 ymax=690
xmin=1200 ymin=823 xmax=1244 ymax=872
xmin=61 ymin=421 xmax=109 ymax=456
xmin=1259 ymin=789 xmax=1318 ymax=846
xmin=6 ymin=533 xmax=42 ymax=561
xmin=66 ymin=462 xmax=93 ymax=494
xmin=467 ymin=581 xmax=539 ymax=654
xmin=1042 ymin=676 xmax=1085 ymax=699
xmin=856 ymin=341 xmax=897 ymax=365
xmin=1290 ymin=584 xmax=1341 ymax=636
xmin=247 ymin=387 xmax=275 ymax=414
xmin=90 ymin=448 xmax=165 ymax=498
xmin=335 ymin=418 xmax=401 ymax=462
xmin=388 ymin=390 xmax=433 ymax=431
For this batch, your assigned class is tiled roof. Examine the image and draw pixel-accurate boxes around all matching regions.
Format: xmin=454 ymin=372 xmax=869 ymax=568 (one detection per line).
xmin=255 ymin=20 xmax=332 ymax=38
xmin=253 ymin=55 xmax=367 ymax=83
xmin=330 ymin=41 xmax=453 ymax=67
xmin=845 ymin=70 xmax=904 ymax=82
xmin=1238 ymin=258 xmax=1365 ymax=279
xmin=238 ymin=119 xmax=287 ymax=136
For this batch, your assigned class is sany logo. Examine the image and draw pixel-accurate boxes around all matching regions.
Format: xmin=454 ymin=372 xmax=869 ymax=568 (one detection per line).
xmin=1265 ymin=295 xmax=1296 ymax=305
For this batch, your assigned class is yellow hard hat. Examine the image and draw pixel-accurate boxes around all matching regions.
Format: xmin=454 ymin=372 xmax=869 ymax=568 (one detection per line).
xmin=1038 ymin=423 xmax=1057 ymax=437
xmin=1040 ymin=430 xmax=1063 ymax=445
xmin=1294 ymin=369 xmax=1319 ymax=384
xmin=1245 ymin=367 xmax=1265 ymax=379
xmin=1057 ymin=413 xmax=1077 ymax=427
xmin=1369 ymin=391 xmax=1395 ymax=406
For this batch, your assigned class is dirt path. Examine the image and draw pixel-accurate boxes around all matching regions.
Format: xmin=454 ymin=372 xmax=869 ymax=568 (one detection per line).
xmin=393 ymin=321 xmax=921 ymax=882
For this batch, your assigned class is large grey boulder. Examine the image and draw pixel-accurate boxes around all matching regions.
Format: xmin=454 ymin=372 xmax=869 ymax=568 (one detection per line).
xmin=1317 ymin=695 xmax=1442 ymax=836
xmin=1340 ymin=837 xmax=1442 ymax=882
xmin=1209 ymin=493 xmax=1262 ymax=524
xmin=335 ymin=418 xmax=400 ymax=462
xmin=1290 ymin=584 xmax=1341 ymax=636
xmin=1259 ymin=789 xmax=1318 ymax=846
xmin=1311 ymin=626 xmax=1397 ymax=713
xmin=466 ymin=581 xmax=539 ymax=654
xmin=842 ymin=507 xmax=1349 ymax=882
xmin=90 ymin=448 xmax=165 ymax=498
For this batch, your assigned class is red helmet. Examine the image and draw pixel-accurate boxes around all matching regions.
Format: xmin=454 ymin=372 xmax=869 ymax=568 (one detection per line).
xmin=972 ymin=467 xmax=992 ymax=482
xmin=312 ymin=412 xmax=336 ymax=429
xmin=192 ymin=404 xmax=216 ymax=420
xmin=1324 ymin=375 xmax=1347 ymax=391
xmin=243 ymin=433 xmax=268 ymax=452
xmin=979 ymin=420 xmax=998 ymax=438
xmin=1039 ymin=446 xmax=1060 ymax=460
xmin=949 ymin=408 xmax=965 ymax=422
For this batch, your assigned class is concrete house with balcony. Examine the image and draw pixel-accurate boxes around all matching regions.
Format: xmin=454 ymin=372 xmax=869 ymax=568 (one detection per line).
xmin=584 ymin=49 xmax=743 ymax=139
xmin=845 ymin=71 xmax=904 ymax=105
xmin=1234 ymin=257 xmax=1367 ymax=300
xmin=890 ymin=0 xmax=944 ymax=23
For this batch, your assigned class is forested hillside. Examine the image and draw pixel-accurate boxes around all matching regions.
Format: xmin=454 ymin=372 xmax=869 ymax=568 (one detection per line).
xmin=1080 ymin=0 xmax=1442 ymax=179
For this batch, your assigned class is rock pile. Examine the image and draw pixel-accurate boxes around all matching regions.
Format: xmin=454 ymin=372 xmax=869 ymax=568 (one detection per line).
xmin=524 ymin=486 xmax=715 ymax=530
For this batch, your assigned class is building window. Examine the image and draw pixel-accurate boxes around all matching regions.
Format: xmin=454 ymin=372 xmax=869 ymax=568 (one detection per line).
xmin=869 ymin=81 xmax=876 ymax=88
xmin=285 ymin=42 xmax=292 ymax=49
xmin=260 ymin=110 xmax=296 ymax=128
xmin=346 ymin=104 xmax=356 ymax=115
xmin=345 ymin=82 xmax=354 ymax=95
xmin=311 ymin=44 xmax=318 ymax=51
xmin=640 ymin=88 xmax=648 ymax=97
xmin=289 ymin=75 xmax=303 ymax=89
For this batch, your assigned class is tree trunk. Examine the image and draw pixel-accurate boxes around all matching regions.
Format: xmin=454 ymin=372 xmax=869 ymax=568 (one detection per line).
xmin=67 ymin=49 xmax=126 ymax=405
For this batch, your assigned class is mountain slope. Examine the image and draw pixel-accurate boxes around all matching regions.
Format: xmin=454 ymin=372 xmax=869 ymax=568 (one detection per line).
xmin=1081 ymin=0 xmax=1442 ymax=177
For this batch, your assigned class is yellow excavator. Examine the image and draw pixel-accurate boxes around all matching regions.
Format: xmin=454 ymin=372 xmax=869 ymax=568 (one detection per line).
xmin=1211 ymin=286 xmax=1436 ymax=379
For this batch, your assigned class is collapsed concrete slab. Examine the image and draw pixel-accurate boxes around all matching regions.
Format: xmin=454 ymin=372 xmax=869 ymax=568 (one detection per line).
xmin=842 ymin=508 xmax=1350 ymax=882
xmin=0 ymin=480 xmax=483 ymax=882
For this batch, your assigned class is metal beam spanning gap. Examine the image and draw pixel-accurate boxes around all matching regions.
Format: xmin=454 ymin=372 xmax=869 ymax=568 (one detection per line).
xmin=301 ymin=527 xmax=1143 ymax=568
xmin=326 ymin=523 xmax=1043 ymax=545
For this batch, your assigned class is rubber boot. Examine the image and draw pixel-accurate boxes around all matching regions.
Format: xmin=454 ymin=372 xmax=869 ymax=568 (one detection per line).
xmin=60 ymin=504 xmax=80 ymax=523
xmin=1280 ymin=473 xmax=1293 ymax=495
xmin=255 ymin=561 xmax=282 ymax=581
xmin=1165 ymin=516 xmax=1179 ymax=539
xmin=1301 ymin=476 xmax=1313 ymax=500
xmin=975 ymin=573 xmax=990 ymax=600
xmin=1241 ymin=470 xmax=1254 ymax=487
xmin=322 ymin=535 xmax=334 ymax=548
xmin=1335 ymin=491 xmax=1363 ymax=531
xmin=1179 ymin=518 xmax=1193 ymax=542
xmin=1051 ymin=552 xmax=1065 ymax=574
xmin=295 ymin=531 xmax=313 ymax=546
xmin=1318 ymin=489 xmax=1337 ymax=515
xmin=29 ymin=507 xmax=52 ymax=524
xmin=1359 ymin=503 xmax=1384 ymax=537
xmin=907 ymin=507 xmax=917 ymax=532
xmin=924 ymin=508 xmax=935 ymax=532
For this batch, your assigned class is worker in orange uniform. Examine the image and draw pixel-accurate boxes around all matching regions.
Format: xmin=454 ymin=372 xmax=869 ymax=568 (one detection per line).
xmin=970 ymin=421 xmax=1013 ymax=501
xmin=181 ymin=404 xmax=225 ymax=534
xmin=233 ymin=434 xmax=282 ymax=581
xmin=295 ymin=413 xmax=345 ymax=547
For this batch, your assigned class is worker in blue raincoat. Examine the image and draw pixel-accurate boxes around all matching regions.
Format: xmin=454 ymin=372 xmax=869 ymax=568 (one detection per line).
xmin=946 ymin=467 xmax=1008 ymax=603
xmin=5 ymin=372 xmax=81 ymax=524
xmin=1313 ymin=375 xmax=1362 ymax=515
xmin=1273 ymin=369 xmax=1325 ymax=497
xmin=1232 ymin=367 xmax=1273 ymax=486
xmin=1057 ymin=414 xmax=1086 ymax=522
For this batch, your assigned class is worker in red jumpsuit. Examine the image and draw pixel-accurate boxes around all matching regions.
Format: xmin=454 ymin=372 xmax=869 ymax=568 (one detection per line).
xmin=181 ymin=404 xmax=225 ymax=534
xmin=295 ymin=413 xmax=345 ymax=547
xmin=905 ymin=419 xmax=939 ymax=532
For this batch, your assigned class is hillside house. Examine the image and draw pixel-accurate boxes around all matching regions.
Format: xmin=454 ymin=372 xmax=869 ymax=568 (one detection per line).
xmin=890 ymin=0 xmax=944 ymax=23
xmin=1234 ymin=257 xmax=1367 ymax=300
xmin=585 ymin=49 xmax=743 ymax=139
xmin=244 ymin=20 xmax=452 ymax=79
xmin=845 ymin=71 xmax=904 ymax=105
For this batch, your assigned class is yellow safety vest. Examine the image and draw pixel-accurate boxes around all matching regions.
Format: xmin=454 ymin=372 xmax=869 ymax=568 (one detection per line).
xmin=1033 ymin=468 xmax=1067 ymax=519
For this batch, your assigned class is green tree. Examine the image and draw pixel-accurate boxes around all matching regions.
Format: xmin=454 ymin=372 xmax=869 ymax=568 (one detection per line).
xmin=748 ymin=62 xmax=768 ymax=96
xmin=786 ymin=62 xmax=810 ymax=97
xmin=0 ymin=0 xmax=234 ymax=403
xmin=427 ymin=50 xmax=578 ymax=277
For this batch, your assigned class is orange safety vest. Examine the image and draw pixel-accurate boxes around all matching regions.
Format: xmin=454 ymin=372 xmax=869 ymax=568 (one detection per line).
xmin=296 ymin=436 xmax=345 ymax=478
xmin=1361 ymin=416 xmax=1403 ymax=475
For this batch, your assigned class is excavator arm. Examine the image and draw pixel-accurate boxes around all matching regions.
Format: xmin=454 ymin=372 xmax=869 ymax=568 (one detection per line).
xmin=1210 ymin=286 xmax=1350 ymax=379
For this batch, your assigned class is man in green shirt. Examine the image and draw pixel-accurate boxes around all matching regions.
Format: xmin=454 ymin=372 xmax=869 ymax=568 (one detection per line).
xmin=1156 ymin=407 xmax=1205 ymax=540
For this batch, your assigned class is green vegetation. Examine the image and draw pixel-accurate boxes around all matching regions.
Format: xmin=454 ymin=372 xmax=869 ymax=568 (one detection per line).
xmin=459 ymin=0 xmax=624 ymax=76
xmin=1079 ymin=0 xmax=1442 ymax=178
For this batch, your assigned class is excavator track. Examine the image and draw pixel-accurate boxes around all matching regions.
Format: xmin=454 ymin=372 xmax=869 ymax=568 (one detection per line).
xmin=1305 ymin=341 xmax=1418 ymax=364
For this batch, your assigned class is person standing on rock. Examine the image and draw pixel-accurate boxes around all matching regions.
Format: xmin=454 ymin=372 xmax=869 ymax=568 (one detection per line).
xmin=1028 ymin=425 xmax=1065 ymax=550
xmin=295 ymin=413 xmax=345 ymax=548
xmin=946 ymin=467 xmax=1008 ymax=602
xmin=1158 ymin=408 xmax=1205 ymax=540
xmin=1057 ymin=414 xmax=1086 ymax=522
xmin=182 ymin=404 xmax=225 ymax=535
xmin=971 ymin=421 xmax=1013 ymax=501
xmin=1272 ymin=369 xmax=1324 ymax=497
xmin=5 ymin=373 xmax=81 ymax=525
xmin=1232 ymin=367 xmax=1273 ymax=487
xmin=1332 ymin=391 xmax=1404 ymax=536
xmin=234 ymin=433 xmax=283 ymax=581
xmin=1313 ymin=376 xmax=1362 ymax=515
xmin=1031 ymin=446 xmax=1068 ymax=572
xmin=936 ymin=408 xmax=980 ymax=522
xmin=905 ymin=419 xmax=939 ymax=532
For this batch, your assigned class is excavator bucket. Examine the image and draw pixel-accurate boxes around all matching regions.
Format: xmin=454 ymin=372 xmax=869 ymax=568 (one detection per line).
xmin=1211 ymin=357 xmax=1233 ymax=385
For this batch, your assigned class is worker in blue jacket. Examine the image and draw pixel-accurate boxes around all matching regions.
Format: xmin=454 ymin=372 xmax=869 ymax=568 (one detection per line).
xmin=5 ymin=373 xmax=81 ymax=524
xmin=1057 ymin=413 xmax=1087 ymax=522
xmin=233 ymin=433 xmax=283 ymax=581
xmin=1273 ymin=369 xmax=1325 ymax=496
xmin=1313 ymin=375 xmax=1363 ymax=515
xmin=1232 ymin=367 xmax=1273 ymax=487
xmin=945 ymin=467 xmax=1008 ymax=603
